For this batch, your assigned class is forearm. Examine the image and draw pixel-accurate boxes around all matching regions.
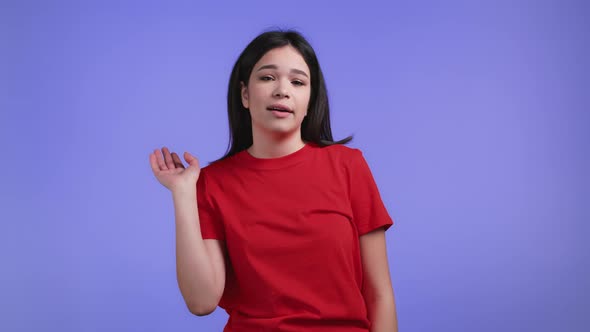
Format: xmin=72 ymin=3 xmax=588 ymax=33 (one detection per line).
xmin=366 ymin=287 xmax=398 ymax=332
xmin=172 ymin=189 xmax=217 ymax=313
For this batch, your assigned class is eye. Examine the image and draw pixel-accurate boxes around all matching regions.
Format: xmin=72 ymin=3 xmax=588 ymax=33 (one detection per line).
xmin=260 ymin=76 xmax=274 ymax=81
xmin=292 ymin=80 xmax=305 ymax=86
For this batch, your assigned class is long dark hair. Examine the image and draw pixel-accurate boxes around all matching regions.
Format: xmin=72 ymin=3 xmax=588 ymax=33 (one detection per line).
xmin=214 ymin=29 xmax=352 ymax=163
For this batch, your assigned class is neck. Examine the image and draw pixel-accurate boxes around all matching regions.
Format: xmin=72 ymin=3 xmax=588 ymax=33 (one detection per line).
xmin=248 ymin=129 xmax=306 ymax=159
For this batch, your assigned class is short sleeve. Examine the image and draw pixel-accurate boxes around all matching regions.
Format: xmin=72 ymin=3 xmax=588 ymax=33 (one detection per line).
xmin=348 ymin=149 xmax=394 ymax=236
xmin=196 ymin=168 xmax=225 ymax=240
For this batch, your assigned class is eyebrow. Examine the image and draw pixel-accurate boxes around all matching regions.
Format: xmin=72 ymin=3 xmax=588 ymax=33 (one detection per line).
xmin=256 ymin=64 xmax=309 ymax=78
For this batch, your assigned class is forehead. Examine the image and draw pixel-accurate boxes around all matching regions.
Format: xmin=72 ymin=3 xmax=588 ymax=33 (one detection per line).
xmin=254 ymin=46 xmax=310 ymax=75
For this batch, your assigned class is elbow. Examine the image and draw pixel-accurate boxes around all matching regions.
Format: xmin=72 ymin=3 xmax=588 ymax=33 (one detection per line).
xmin=185 ymin=292 xmax=219 ymax=316
xmin=182 ymin=281 xmax=223 ymax=316
xmin=187 ymin=302 xmax=216 ymax=316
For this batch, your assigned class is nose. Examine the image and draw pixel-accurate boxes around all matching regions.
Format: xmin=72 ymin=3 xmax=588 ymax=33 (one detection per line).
xmin=273 ymin=80 xmax=290 ymax=98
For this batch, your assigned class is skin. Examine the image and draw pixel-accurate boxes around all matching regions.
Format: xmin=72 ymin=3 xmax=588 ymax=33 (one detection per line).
xmin=150 ymin=147 xmax=200 ymax=194
xmin=241 ymin=45 xmax=398 ymax=331
xmin=150 ymin=44 xmax=398 ymax=330
xmin=241 ymin=45 xmax=311 ymax=159
xmin=361 ymin=229 xmax=399 ymax=331
xmin=149 ymin=149 xmax=225 ymax=317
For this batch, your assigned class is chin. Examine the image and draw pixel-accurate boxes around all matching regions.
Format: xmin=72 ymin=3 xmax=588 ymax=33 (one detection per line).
xmin=252 ymin=119 xmax=302 ymax=136
xmin=265 ymin=125 xmax=301 ymax=136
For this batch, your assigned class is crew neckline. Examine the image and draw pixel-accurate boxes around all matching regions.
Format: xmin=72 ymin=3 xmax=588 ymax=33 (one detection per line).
xmin=235 ymin=142 xmax=316 ymax=170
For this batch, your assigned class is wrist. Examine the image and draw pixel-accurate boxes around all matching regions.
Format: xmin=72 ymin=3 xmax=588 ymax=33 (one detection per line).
xmin=171 ymin=184 xmax=197 ymax=199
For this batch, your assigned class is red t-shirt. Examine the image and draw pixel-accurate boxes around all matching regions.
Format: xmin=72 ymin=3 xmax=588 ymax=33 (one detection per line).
xmin=196 ymin=142 xmax=394 ymax=332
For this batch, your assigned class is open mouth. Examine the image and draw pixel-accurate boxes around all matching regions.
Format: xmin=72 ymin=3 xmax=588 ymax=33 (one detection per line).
xmin=267 ymin=105 xmax=293 ymax=113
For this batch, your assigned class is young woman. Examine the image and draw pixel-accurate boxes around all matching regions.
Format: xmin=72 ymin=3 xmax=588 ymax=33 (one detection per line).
xmin=149 ymin=30 xmax=398 ymax=332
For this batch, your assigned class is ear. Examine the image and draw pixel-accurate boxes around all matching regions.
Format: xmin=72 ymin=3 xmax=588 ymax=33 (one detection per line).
xmin=240 ymin=81 xmax=249 ymax=109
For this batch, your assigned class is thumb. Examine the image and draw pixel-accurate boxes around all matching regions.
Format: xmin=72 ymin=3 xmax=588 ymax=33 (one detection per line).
xmin=184 ymin=152 xmax=200 ymax=168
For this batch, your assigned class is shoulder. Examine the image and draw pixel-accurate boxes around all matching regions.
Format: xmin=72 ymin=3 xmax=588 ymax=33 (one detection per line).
xmin=316 ymin=143 xmax=361 ymax=157
xmin=315 ymin=143 xmax=364 ymax=167
xmin=201 ymin=152 xmax=241 ymax=175
xmin=198 ymin=153 xmax=241 ymax=189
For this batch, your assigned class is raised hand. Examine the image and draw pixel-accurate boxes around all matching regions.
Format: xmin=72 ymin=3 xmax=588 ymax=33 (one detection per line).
xmin=149 ymin=147 xmax=201 ymax=193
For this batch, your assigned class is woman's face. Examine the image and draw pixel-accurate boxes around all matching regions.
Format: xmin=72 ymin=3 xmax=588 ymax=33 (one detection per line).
xmin=241 ymin=45 xmax=311 ymax=139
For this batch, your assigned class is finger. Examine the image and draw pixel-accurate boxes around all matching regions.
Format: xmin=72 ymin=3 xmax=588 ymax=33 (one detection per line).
xmin=171 ymin=152 xmax=185 ymax=169
xmin=149 ymin=153 xmax=160 ymax=174
xmin=184 ymin=152 xmax=200 ymax=168
xmin=154 ymin=148 xmax=168 ymax=170
xmin=162 ymin=147 xmax=176 ymax=169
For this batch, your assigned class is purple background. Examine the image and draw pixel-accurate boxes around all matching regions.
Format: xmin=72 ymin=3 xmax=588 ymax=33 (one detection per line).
xmin=1 ymin=0 xmax=588 ymax=331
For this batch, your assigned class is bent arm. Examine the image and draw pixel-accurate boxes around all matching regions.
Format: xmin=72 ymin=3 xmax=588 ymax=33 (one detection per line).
xmin=172 ymin=188 xmax=225 ymax=316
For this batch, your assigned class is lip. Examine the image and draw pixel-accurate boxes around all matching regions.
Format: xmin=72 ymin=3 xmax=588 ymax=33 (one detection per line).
xmin=267 ymin=104 xmax=293 ymax=113
xmin=270 ymin=110 xmax=292 ymax=118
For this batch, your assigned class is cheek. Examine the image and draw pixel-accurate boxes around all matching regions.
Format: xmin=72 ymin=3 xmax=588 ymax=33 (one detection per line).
xmin=299 ymin=91 xmax=311 ymax=108
xmin=248 ymin=87 xmax=267 ymax=106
